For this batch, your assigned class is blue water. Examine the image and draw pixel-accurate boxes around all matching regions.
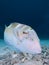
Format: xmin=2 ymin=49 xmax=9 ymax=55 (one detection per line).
xmin=0 ymin=39 xmax=49 ymax=54
xmin=40 ymin=39 xmax=49 ymax=46
xmin=0 ymin=0 xmax=49 ymax=39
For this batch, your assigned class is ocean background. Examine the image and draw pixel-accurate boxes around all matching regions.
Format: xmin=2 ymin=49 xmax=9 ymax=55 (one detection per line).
xmin=0 ymin=0 xmax=49 ymax=54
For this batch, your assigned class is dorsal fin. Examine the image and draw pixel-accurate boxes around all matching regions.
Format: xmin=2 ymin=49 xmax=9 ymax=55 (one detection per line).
xmin=5 ymin=25 xmax=7 ymax=29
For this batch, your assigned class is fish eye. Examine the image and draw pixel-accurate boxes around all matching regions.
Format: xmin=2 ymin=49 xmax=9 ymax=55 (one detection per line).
xmin=23 ymin=31 xmax=28 ymax=34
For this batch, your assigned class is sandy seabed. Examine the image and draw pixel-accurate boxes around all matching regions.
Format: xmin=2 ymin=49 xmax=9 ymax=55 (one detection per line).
xmin=0 ymin=39 xmax=49 ymax=65
xmin=0 ymin=45 xmax=49 ymax=65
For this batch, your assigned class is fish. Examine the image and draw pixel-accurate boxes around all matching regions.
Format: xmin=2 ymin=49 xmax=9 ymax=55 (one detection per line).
xmin=4 ymin=22 xmax=42 ymax=54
